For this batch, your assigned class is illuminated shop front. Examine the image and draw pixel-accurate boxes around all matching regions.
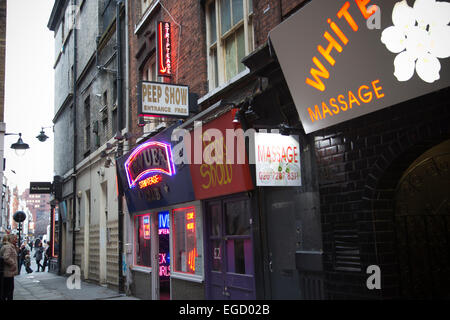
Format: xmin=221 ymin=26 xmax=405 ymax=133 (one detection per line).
xmin=184 ymin=109 xmax=256 ymax=300
xmin=117 ymin=124 xmax=204 ymax=300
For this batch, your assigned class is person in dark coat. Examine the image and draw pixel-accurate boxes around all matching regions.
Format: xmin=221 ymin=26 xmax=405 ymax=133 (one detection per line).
xmin=34 ymin=242 xmax=44 ymax=272
xmin=42 ymin=244 xmax=51 ymax=272
xmin=0 ymin=234 xmax=19 ymax=301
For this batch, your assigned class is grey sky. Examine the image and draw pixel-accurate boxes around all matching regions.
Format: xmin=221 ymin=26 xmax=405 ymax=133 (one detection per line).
xmin=4 ymin=0 xmax=54 ymax=193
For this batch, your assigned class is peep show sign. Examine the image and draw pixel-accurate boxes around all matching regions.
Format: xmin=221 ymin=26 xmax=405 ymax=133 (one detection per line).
xmin=269 ymin=0 xmax=450 ymax=134
xmin=116 ymin=124 xmax=195 ymax=214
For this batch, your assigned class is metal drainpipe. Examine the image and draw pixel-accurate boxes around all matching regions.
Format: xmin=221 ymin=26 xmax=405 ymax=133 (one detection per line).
xmin=116 ymin=0 xmax=125 ymax=294
xmin=72 ymin=0 xmax=78 ymax=267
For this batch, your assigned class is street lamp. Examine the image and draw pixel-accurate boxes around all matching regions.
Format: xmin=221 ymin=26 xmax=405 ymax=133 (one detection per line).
xmin=6 ymin=133 xmax=30 ymax=156
xmin=36 ymin=126 xmax=53 ymax=142
xmin=13 ymin=211 xmax=26 ymax=245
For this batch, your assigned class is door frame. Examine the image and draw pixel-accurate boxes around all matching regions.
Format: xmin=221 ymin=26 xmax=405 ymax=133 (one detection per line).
xmin=204 ymin=192 xmax=257 ymax=300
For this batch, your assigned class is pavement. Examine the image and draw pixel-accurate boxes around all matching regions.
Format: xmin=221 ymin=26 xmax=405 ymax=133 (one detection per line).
xmin=12 ymin=249 xmax=139 ymax=300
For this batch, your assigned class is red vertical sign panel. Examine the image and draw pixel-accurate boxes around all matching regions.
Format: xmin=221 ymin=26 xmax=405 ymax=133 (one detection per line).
xmin=157 ymin=21 xmax=172 ymax=77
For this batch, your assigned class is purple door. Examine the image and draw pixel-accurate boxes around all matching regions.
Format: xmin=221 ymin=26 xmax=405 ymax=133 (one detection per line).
xmin=206 ymin=197 xmax=255 ymax=300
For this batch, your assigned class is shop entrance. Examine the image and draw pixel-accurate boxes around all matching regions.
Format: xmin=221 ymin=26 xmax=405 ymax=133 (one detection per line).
xmin=394 ymin=140 xmax=450 ymax=298
xmin=205 ymin=196 xmax=255 ymax=300
xmin=158 ymin=211 xmax=170 ymax=300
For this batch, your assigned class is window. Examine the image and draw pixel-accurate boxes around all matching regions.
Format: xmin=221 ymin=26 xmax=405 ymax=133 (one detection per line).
xmin=61 ymin=16 xmax=65 ymax=44
xmin=134 ymin=214 xmax=152 ymax=267
xmin=206 ymin=0 xmax=254 ymax=90
xmin=84 ymin=96 xmax=91 ymax=153
xmin=172 ymin=207 xmax=198 ymax=274
xmin=101 ymin=90 xmax=109 ymax=139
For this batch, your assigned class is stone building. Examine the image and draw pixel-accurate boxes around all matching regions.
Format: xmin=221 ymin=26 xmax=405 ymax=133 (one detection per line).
xmin=47 ymin=0 xmax=127 ymax=290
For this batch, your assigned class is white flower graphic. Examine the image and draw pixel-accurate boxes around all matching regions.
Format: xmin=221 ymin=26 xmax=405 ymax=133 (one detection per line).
xmin=381 ymin=0 xmax=450 ymax=83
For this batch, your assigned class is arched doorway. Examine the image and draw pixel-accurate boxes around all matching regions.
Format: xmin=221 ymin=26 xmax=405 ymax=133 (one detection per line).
xmin=394 ymin=140 xmax=450 ymax=298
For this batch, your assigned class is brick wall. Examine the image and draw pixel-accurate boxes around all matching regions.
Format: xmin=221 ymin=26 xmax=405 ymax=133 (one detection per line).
xmin=127 ymin=0 xmax=208 ymax=144
xmin=253 ymin=0 xmax=308 ymax=49
xmin=313 ymin=87 xmax=450 ymax=299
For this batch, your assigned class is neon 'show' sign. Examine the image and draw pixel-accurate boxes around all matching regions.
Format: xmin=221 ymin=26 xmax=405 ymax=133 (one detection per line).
xmin=158 ymin=21 xmax=172 ymax=77
xmin=124 ymin=141 xmax=176 ymax=189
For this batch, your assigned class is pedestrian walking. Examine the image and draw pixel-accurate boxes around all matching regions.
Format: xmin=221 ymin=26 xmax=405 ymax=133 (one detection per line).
xmin=18 ymin=241 xmax=30 ymax=275
xmin=42 ymin=242 xmax=51 ymax=272
xmin=0 ymin=234 xmax=19 ymax=301
xmin=34 ymin=238 xmax=41 ymax=250
xmin=24 ymin=252 xmax=33 ymax=274
xmin=34 ymin=242 xmax=44 ymax=272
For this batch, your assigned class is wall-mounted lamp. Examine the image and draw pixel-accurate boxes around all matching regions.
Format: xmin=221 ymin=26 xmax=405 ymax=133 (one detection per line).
xmin=97 ymin=65 xmax=117 ymax=73
xmin=36 ymin=126 xmax=53 ymax=142
xmin=7 ymin=133 xmax=30 ymax=156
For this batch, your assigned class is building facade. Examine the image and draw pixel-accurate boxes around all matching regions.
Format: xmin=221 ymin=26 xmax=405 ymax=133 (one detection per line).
xmin=48 ymin=0 xmax=450 ymax=300
xmin=0 ymin=0 xmax=7 ymax=238
xmin=48 ymin=0 xmax=127 ymax=289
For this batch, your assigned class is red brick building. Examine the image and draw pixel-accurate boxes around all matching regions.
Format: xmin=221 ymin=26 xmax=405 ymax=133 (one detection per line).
xmin=122 ymin=0 xmax=450 ymax=300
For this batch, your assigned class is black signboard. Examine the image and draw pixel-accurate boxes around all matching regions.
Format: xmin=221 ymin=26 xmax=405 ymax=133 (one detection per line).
xmin=30 ymin=182 xmax=52 ymax=194
xmin=270 ymin=0 xmax=450 ymax=133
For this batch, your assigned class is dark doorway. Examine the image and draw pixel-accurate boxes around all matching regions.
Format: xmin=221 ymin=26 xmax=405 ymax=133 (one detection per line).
xmin=205 ymin=196 xmax=256 ymax=300
xmin=158 ymin=211 xmax=170 ymax=300
xmin=394 ymin=140 xmax=450 ymax=298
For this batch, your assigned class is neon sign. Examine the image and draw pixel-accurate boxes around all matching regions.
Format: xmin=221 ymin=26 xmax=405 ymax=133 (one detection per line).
xmin=143 ymin=215 xmax=150 ymax=240
xmin=158 ymin=211 xmax=170 ymax=235
xmin=158 ymin=21 xmax=172 ymax=77
xmin=139 ymin=174 xmax=162 ymax=189
xmin=187 ymin=248 xmax=197 ymax=272
xmin=186 ymin=209 xmax=195 ymax=232
xmin=124 ymin=141 xmax=176 ymax=189
xmin=159 ymin=253 xmax=170 ymax=276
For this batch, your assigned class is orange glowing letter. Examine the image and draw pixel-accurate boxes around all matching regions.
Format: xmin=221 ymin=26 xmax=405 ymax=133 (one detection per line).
xmin=337 ymin=2 xmax=358 ymax=31
xmin=355 ymin=0 xmax=377 ymax=19
xmin=358 ymin=85 xmax=373 ymax=103
xmin=318 ymin=32 xmax=343 ymax=66
xmin=308 ymin=105 xmax=323 ymax=123
xmin=322 ymin=102 xmax=334 ymax=118
xmin=306 ymin=57 xmax=329 ymax=92
xmin=348 ymin=90 xmax=361 ymax=109
xmin=372 ymin=80 xmax=385 ymax=99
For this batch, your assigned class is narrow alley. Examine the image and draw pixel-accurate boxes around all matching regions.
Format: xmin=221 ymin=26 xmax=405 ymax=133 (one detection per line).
xmin=12 ymin=252 xmax=138 ymax=300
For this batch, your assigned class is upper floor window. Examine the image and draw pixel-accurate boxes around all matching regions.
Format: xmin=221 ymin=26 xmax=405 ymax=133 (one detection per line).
xmin=206 ymin=0 xmax=254 ymax=90
xmin=84 ymin=96 xmax=91 ymax=154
